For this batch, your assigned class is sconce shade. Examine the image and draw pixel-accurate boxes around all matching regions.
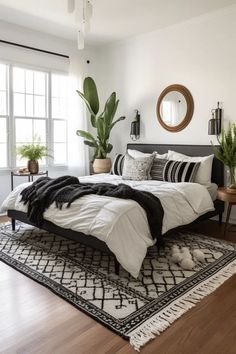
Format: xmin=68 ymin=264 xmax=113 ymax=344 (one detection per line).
xmin=130 ymin=111 xmax=140 ymax=140
xmin=208 ymin=119 xmax=217 ymax=135
xmin=208 ymin=102 xmax=222 ymax=135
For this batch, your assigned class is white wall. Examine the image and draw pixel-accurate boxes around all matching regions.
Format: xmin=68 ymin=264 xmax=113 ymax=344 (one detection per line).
xmin=0 ymin=21 xmax=93 ymax=208
xmin=88 ymin=5 xmax=236 ymax=222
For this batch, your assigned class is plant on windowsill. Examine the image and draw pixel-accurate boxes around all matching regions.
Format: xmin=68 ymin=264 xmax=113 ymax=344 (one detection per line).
xmin=16 ymin=138 xmax=51 ymax=174
xmin=76 ymin=77 xmax=125 ymax=173
xmin=211 ymin=123 xmax=236 ymax=193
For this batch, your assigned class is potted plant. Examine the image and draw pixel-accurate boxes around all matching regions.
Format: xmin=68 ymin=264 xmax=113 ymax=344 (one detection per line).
xmin=76 ymin=77 xmax=125 ymax=173
xmin=17 ymin=140 xmax=51 ymax=174
xmin=211 ymin=123 xmax=236 ymax=193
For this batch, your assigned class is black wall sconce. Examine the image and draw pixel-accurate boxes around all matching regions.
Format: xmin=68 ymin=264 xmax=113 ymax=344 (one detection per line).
xmin=208 ymin=102 xmax=222 ymax=135
xmin=130 ymin=110 xmax=140 ymax=141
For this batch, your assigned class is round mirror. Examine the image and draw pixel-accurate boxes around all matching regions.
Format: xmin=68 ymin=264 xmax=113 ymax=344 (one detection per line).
xmin=156 ymin=84 xmax=194 ymax=132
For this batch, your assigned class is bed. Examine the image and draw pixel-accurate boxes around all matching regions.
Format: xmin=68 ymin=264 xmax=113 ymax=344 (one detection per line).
xmin=2 ymin=144 xmax=224 ymax=278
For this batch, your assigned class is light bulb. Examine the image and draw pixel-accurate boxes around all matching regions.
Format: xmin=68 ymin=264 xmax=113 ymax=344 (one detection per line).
xmin=77 ymin=30 xmax=84 ymax=50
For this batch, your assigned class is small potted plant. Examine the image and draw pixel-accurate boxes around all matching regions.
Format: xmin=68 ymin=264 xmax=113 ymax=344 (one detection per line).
xmin=212 ymin=123 xmax=236 ymax=193
xmin=76 ymin=77 xmax=125 ymax=173
xmin=17 ymin=139 xmax=51 ymax=174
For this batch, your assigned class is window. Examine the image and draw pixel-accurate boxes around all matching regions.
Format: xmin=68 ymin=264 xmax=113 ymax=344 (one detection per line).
xmin=0 ymin=63 xmax=68 ymax=168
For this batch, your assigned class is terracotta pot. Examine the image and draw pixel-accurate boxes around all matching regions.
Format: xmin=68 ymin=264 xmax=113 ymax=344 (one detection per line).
xmin=27 ymin=160 xmax=39 ymax=174
xmin=93 ymin=158 xmax=111 ymax=174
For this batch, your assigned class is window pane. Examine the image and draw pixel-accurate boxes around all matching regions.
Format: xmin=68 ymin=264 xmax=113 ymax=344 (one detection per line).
xmin=15 ymin=118 xmax=32 ymax=143
xmin=52 ymin=97 xmax=59 ymax=118
xmin=14 ymin=93 xmax=25 ymax=116
xmin=0 ymin=118 xmax=7 ymax=142
xmin=54 ymin=143 xmax=67 ymax=164
xmin=0 ymin=143 xmax=7 ymax=167
xmin=33 ymin=119 xmax=46 ymax=142
xmin=13 ymin=67 xmax=25 ymax=93
xmin=0 ymin=64 xmax=7 ymax=91
xmin=0 ymin=91 xmax=7 ymax=115
xmin=25 ymin=70 xmax=33 ymax=94
xmin=26 ymin=94 xmax=33 ymax=116
xmin=34 ymin=72 xmax=46 ymax=95
xmin=54 ymin=120 xmax=67 ymax=142
xmin=34 ymin=95 xmax=46 ymax=117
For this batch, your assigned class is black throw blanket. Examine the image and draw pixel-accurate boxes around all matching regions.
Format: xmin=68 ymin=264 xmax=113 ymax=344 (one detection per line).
xmin=20 ymin=176 xmax=164 ymax=243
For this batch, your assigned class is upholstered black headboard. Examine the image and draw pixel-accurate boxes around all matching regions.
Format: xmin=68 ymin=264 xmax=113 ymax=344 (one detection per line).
xmin=127 ymin=144 xmax=224 ymax=187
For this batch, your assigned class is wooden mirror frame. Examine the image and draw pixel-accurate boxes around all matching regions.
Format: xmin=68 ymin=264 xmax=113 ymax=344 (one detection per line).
xmin=156 ymin=84 xmax=194 ymax=132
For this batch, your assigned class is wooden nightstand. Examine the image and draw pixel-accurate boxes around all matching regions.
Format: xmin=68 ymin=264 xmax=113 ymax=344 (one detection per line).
xmin=217 ymin=187 xmax=236 ymax=236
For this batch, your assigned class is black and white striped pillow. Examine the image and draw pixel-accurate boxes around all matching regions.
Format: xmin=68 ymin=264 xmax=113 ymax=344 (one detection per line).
xmin=163 ymin=160 xmax=200 ymax=183
xmin=111 ymin=154 xmax=125 ymax=175
xmin=151 ymin=158 xmax=168 ymax=181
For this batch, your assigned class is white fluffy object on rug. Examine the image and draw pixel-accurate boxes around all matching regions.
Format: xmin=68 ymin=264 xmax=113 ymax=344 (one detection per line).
xmin=170 ymin=245 xmax=195 ymax=270
xmin=180 ymin=258 xmax=195 ymax=270
xmin=171 ymin=245 xmax=183 ymax=263
xmin=193 ymin=249 xmax=205 ymax=262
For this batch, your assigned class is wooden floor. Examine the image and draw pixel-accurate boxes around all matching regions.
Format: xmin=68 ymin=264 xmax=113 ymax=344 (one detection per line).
xmin=0 ymin=216 xmax=236 ymax=354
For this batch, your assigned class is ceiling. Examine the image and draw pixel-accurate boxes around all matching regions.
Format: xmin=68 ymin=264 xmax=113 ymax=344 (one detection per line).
xmin=0 ymin=0 xmax=235 ymax=46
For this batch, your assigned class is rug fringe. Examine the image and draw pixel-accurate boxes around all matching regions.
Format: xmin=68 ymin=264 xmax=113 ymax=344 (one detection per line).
xmin=129 ymin=262 xmax=236 ymax=351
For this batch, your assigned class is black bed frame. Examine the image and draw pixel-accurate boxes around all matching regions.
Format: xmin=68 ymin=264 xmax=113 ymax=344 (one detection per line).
xmin=8 ymin=144 xmax=224 ymax=275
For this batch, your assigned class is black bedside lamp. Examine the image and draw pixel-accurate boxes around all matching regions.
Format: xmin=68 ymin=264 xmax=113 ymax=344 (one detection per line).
xmin=208 ymin=102 xmax=222 ymax=135
xmin=130 ymin=110 xmax=140 ymax=141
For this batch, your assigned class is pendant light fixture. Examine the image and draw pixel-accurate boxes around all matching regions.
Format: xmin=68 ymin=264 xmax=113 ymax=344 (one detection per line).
xmin=67 ymin=0 xmax=93 ymax=50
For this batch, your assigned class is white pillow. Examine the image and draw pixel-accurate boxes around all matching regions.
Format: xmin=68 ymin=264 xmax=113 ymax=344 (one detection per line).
xmin=128 ymin=149 xmax=168 ymax=159
xmin=127 ymin=149 xmax=154 ymax=158
xmin=167 ymin=150 xmax=214 ymax=186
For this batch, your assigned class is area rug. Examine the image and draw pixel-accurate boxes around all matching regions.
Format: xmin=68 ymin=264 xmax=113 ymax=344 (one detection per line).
xmin=1 ymin=223 xmax=236 ymax=351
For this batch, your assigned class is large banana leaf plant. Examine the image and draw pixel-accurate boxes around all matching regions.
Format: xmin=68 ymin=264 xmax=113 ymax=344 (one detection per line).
xmin=76 ymin=77 xmax=125 ymax=160
xmin=211 ymin=123 xmax=236 ymax=188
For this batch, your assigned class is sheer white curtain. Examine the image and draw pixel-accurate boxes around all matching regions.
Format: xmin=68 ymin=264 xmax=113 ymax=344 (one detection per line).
xmin=67 ymin=53 xmax=89 ymax=176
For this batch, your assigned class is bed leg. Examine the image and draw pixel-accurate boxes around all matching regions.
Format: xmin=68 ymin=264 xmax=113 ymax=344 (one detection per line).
xmin=219 ymin=213 xmax=223 ymax=225
xmin=114 ymin=258 xmax=120 ymax=275
xmin=11 ymin=218 xmax=15 ymax=231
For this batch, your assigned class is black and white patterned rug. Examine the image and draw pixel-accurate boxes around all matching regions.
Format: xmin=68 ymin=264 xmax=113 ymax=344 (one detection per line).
xmin=0 ymin=223 xmax=236 ymax=351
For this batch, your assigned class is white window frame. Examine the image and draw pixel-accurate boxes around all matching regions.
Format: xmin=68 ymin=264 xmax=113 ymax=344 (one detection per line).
xmin=0 ymin=61 xmax=68 ymax=171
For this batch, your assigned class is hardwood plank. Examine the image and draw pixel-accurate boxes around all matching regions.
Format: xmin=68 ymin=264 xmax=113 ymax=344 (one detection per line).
xmin=0 ymin=218 xmax=236 ymax=354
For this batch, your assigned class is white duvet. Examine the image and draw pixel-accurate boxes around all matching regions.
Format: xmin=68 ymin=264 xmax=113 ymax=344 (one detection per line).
xmin=1 ymin=174 xmax=214 ymax=278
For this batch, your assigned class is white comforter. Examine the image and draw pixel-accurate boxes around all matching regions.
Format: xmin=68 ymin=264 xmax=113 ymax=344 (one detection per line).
xmin=1 ymin=174 xmax=214 ymax=278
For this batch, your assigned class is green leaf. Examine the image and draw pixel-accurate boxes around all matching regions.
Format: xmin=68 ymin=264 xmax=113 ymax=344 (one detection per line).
xmin=104 ymin=92 xmax=116 ymax=125
xmin=76 ymin=130 xmax=96 ymax=142
xmin=106 ymin=143 xmax=113 ymax=153
xmin=76 ymin=90 xmax=96 ymax=117
xmin=110 ymin=116 xmax=126 ymax=130
xmin=96 ymin=117 xmax=105 ymax=142
xmin=84 ymin=140 xmax=98 ymax=148
xmin=90 ymin=115 xmax=97 ymax=128
xmin=83 ymin=77 xmax=99 ymax=115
